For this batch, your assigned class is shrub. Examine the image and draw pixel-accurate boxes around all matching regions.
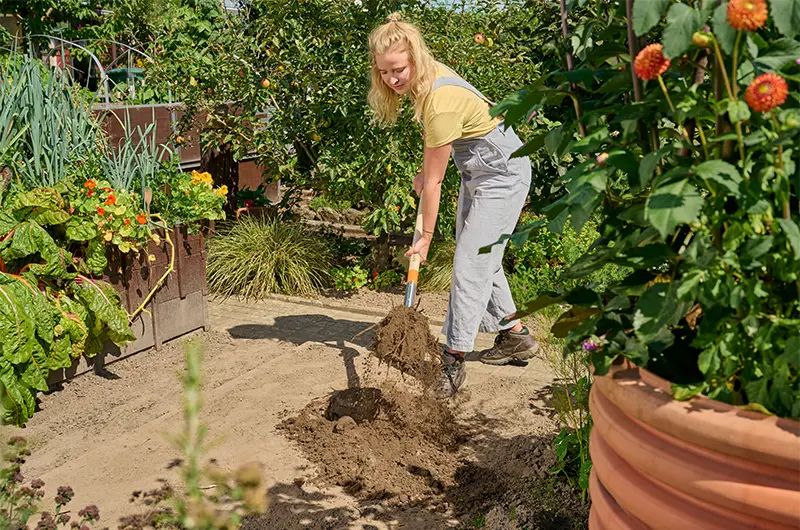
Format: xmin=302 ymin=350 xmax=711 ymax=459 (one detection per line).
xmin=206 ymin=217 xmax=331 ymax=298
xmin=331 ymin=265 xmax=369 ymax=291
xmin=505 ymin=214 xmax=629 ymax=312
xmin=419 ymin=240 xmax=456 ymax=292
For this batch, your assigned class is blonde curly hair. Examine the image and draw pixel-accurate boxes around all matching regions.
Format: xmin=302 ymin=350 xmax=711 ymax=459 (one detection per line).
xmin=367 ymin=12 xmax=437 ymax=125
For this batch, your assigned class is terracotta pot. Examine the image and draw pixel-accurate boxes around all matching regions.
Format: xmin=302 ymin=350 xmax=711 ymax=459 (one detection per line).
xmin=589 ymin=360 xmax=800 ymax=530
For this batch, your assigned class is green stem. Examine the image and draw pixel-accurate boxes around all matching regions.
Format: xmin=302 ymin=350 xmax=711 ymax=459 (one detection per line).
xmin=768 ymin=114 xmax=791 ymax=224
xmin=697 ymin=119 xmax=710 ymax=160
xmin=658 ymin=75 xmax=696 ymax=154
xmin=732 ymin=30 xmax=742 ymax=99
xmin=734 ymin=122 xmax=746 ymax=162
xmin=712 ymin=39 xmax=735 ymax=102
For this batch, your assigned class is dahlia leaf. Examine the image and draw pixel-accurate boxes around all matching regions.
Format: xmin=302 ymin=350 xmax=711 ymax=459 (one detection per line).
xmin=633 ymin=0 xmax=670 ymax=36
xmin=769 ymin=0 xmax=800 ymax=37
xmin=713 ymin=3 xmax=738 ymax=54
xmin=663 ymin=4 xmax=705 ymax=58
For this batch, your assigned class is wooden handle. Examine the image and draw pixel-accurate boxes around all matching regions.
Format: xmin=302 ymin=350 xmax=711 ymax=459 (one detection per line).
xmin=407 ymin=195 xmax=424 ymax=284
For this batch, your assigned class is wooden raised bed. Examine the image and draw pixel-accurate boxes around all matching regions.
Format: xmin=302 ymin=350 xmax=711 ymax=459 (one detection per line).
xmin=47 ymin=225 xmax=209 ymax=385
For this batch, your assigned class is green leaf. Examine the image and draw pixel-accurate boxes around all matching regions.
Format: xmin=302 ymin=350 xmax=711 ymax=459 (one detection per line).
xmin=637 ymin=151 xmax=662 ymax=191
xmin=739 ymin=236 xmax=774 ymax=269
xmin=607 ymin=150 xmax=639 ymax=177
xmin=777 ymin=218 xmax=800 ymax=260
xmin=86 ymin=239 xmax=108 ymax=276
xmin=672 ymin=381 xmax=708 ymax=400
xmin=20 ymin=357 xmax=48 ymax=393
xmin=698 ymin=346 xmax=720 ymax=375
xmin=28 ymin=209 xmax=71 ymax=227
xmin=578 ymin=459 xmax=592 ymax=490
xmin=727 ymin=100 xmax=751 ymax=123
xmin=511 ymin=132 xmax=546 ymax=158
xmin=769 ymin=0 xmax=800 ymax=37
xmin=66 ymin=218 xmax=100 ymax=241
xmin=551 ymin=307 xmax=602 ymax=338
xmin=633 ymin=282 xmax=692 ymax=342
xmin=663 ymin=4 xmax=704 ymax=59
xmin=753 ymin=38 xmax=800 ymax=71
xmin=624 ymin=336 xmax=649 ymax=365
xmin=780 ymin=334 xmax=800 ymax=368
xmin=712 ymin=3 xmax=737 ymax=55
xmin=0 ymin=359 xmax=36 ymax=427
xmin=744 ymin=377 xmax=772 ymax=411
xmin=0 ymin=210 xmax=16 ymax=238
xmin=72 ymin=277 xmax=134 ymax=345
xmin=0 ymin=279 xmax=36 ymax=365
xmin=694 ymin=160 xmax=742 ymax=196
xmin=645 ymin=179 xmax=704 ymax=239
xmin=633 ymin=0 xmax=671 ymax=36
xmin=12 ymin=188 xmax=64 ymax=212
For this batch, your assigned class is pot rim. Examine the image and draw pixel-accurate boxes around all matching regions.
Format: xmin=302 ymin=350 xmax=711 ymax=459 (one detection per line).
xmin=594 ymin=360 xmax=800 ymax=470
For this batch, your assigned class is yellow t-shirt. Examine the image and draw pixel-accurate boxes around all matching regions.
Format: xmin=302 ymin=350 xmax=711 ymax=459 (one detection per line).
xmin=422 ymin=63 xmax=501 ymax=148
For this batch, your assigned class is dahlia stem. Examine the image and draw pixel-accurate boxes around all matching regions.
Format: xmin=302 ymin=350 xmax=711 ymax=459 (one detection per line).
xmin=657 ymin=74 xmax=676 ymax=113
xmin=712 ymin=39 xmax=735 ymax=102
xmin=658 ymin=74 xmax=696 ymax=154
xmin=697 ymin=120 xmax=710 ymax=160
xmin=769 ymin=113 xmax=789 ymax=222
xmin=732 ymin=30 xmax=742 ymax=99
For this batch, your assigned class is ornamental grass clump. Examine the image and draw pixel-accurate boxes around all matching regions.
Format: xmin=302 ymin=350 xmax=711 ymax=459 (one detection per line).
xmin=206 ymin=216 xmax=332 ymax=298
xmin=492 ymin=0 xmax=800 ymax=418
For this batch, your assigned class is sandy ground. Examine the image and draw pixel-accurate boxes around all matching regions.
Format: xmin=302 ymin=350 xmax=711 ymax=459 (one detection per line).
xmin=2 ymin=295 xmax=561 ymax=529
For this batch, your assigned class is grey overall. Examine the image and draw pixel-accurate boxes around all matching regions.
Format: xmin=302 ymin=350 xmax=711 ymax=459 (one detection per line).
xmin=432 ymin=69 xmax=532 ymax=353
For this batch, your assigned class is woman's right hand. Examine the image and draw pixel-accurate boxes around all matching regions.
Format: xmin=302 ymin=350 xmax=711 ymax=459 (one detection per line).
xmin=413 ymin=172 xmax=424 ymax=196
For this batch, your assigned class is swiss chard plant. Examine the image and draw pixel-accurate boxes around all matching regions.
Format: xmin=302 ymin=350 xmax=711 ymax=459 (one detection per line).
xmin=494 ymin=0 xmax=800 ymax=418
xmin=0 ymin=177 xmax=155 ymax=427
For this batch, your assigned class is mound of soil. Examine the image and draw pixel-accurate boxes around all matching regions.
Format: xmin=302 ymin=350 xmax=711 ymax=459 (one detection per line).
xmin=278 ymin=385 xmax=467 ymax=504
xmin=372 ymin=306 xmax=442 ymax=390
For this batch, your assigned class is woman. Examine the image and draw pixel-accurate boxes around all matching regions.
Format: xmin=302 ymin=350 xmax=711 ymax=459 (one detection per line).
xmin=368 ymin=13 xmax=539 ymax=397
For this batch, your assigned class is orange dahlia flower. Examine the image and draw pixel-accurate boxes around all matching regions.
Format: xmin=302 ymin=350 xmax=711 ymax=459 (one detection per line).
xmin=745 ymin=73 xmax=788 ymax=113
xmin=727 ymin=0 xmax=768 ymax=31
xmin=634 ymin=44 xmax=670 ymax=81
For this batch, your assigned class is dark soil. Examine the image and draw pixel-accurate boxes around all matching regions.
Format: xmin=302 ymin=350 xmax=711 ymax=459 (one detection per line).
xmin=276 ymin=384 xmax=589 ymax=530
xmin=372 ymin=306 xmax=442 ymax=390
xmin=278 ymin=385 xmax=466 ymax=503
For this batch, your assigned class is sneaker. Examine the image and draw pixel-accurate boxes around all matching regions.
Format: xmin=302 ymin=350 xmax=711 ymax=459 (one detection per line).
xmin=479 ymin=327 xmax=540 ymax=366
xmin=438 ymin=351 xmax=466 ymax=398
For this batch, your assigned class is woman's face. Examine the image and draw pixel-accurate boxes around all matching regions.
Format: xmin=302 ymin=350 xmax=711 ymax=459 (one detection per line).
xmin=375 ymin=48 xmax=414 ymax=95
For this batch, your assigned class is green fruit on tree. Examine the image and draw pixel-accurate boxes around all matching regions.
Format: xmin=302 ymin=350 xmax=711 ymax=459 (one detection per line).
xmin=692 ymin=32 xmax=712 ymax=48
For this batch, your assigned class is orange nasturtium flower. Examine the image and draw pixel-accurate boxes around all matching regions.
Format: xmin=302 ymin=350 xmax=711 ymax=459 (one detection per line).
xmin=105 ymin=194 xmax=117 ymax=206
xmin=745 ymin=73 xmax=789 ymax=113
xmin=96 ymin=207 xmax=106 ymax=216
xmin=124 ymin=219 xmax=131 ymax=226
xmin=727 ymin=0 xmax=768 ymax=31
xmin=136 ymin=213 xmax=147 ymax=225
xmin=84 ymin=179 xmax=97 ymax=189
xmin=634 ymin=44 xmax=670 ymax=81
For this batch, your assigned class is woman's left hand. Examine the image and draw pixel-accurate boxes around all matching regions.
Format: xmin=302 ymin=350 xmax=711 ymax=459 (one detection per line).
xmin=405 ymin=234 xmax=432 ymax=263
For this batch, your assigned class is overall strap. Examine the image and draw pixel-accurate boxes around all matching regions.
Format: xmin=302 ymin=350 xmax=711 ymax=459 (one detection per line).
xmin=432 ymin=62 xmax=495 ymax=106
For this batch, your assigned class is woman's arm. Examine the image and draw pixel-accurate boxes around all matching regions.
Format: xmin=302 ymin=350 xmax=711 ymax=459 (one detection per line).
xmin=405 ymin=142 xmax=452 ymax=262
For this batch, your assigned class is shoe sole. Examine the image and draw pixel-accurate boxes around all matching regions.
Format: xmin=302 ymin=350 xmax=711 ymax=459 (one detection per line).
xmin=479 ymin=344 xmax=541 ymax=366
